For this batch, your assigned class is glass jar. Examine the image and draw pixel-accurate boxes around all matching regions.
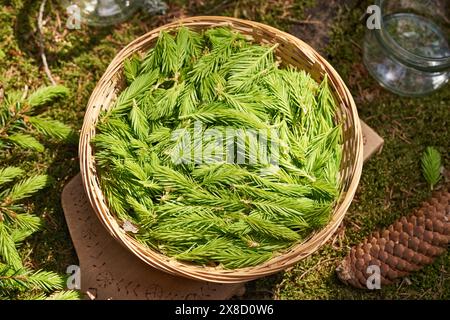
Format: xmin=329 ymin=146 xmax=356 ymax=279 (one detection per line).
xmin=363 ymin=0 xmax=450 ymax=97
xmin=61 ymin=0 xmax=141 ymax=27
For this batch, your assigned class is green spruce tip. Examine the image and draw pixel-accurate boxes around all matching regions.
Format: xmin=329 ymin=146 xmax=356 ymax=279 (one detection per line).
xmin=94 ymin=27 xmax=343 ymax=268
xmin=421 ymin=147 xmax=442 ymax=190
xmin=26 ymin=85 xmax=69 ymax=108
xmin=0 ymin=263 xmax=80 ymax=300
xmin=28 ymin=116 xmax=78 ymax=143
xmin=26 ymin=85 xmax=77 ymax=143
xmin=1 ymin=85 xmax=77 ymax=151
xmin=123 ymin=54 xmax=142 ymax=84
xmin=7 ymin=133 xmax=45 ymax=152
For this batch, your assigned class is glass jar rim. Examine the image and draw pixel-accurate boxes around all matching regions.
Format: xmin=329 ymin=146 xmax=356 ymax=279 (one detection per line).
xmin=375 ymin=0 xmax=450 ymax=71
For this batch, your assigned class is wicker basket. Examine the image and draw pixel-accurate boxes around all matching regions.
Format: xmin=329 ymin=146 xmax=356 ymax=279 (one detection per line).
xmin=80 ymin=16 xmax=363 ymax=284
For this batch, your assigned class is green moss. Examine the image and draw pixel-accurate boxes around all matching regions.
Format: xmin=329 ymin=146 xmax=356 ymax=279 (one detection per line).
xmin=0 ymin=0 xmax=448 ymax=299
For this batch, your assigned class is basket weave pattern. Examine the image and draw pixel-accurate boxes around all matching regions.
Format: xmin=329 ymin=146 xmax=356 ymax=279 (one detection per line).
xmin=80 ymin=16 xmax=363 ymax=283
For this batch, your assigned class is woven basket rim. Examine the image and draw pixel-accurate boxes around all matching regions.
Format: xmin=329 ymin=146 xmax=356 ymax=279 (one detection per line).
xmin=79 ymin=16 xmax=364 ymax=283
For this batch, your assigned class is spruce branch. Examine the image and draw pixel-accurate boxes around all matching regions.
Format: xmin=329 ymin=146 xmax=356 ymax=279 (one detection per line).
xmin=175 ymin=26 xmax=204 ymax=69
xmin=0 ymin=168 xmax=48 ymax=276
xmin=112 ymin=70 xmax=160 ymax=115
xmin=45 ymin=290 xmax=81 ymax=300
xmin=151 ymin=31 xmax=178 ymax=75
xmin=23 ymin=269 xmax=64 ymax=291
xmin=178 ymin=82 xmax=200 ymax=116
xmin=241 ymin=213 xmax=301 ymax=241
xmin=179 ymin=102 xmax=270 ymax=129
xmin=28 ymin=116 xmax=76 ymax=142
xmin=149 ymin=82 xmax=185 ymax=120
xmin=0 ymin=222 xmax=23 ymax=269
xmin=0 ymin=85 xmax=78 ymax=299
xmin=175 ymin=238 xmax=274 ymax=269
xmin=0 ymin=85 xmax=74 ymax=152
xmin=10 ymin=228 xmax=39 ymax=245
xmin=0 ymin=267 xmax=63 ymax=292
xmin=151 ymin=164 xmax=201 ymax=193
xmin=123 ymin=55 xmax=142 ymax=84
xmin=0 ymin=167 xmax=24 ymax=187
xmin=421 ymin=147 xmax=442 ymax=190
xmin=12 ymin=214 xmax=42 ymax=235
xmin=225 ymin=44 xmax=278 ymax=92
xmin=3 ymin=175 xmax=50 ymax=203
xmin=129 ymin=100 xmax=150 ymax=139
xmin=26 ymin=85 xmax=69 ymax=108
xmin=7 ymin=133 xmax=45 ymax=152
xmin=0 ymin=263 xmax=78 ymax=299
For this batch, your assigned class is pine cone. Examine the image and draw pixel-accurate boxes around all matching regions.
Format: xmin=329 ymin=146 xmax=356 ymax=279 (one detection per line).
xmin=336 ymin=188 xmax=450 ymax=289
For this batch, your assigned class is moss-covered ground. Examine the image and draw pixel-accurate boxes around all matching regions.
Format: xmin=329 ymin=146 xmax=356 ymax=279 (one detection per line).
xmin=0 ymin=0 xmax=448 ymax=299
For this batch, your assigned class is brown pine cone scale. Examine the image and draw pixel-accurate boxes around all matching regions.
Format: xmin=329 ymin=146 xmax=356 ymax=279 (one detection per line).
xmin=337 ymin=189 xmax=450 ymax=289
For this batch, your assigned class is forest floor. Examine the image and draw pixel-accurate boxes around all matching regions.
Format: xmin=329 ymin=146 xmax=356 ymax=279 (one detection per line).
xmin=0 ymin=0 xmax=448 ymax=299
